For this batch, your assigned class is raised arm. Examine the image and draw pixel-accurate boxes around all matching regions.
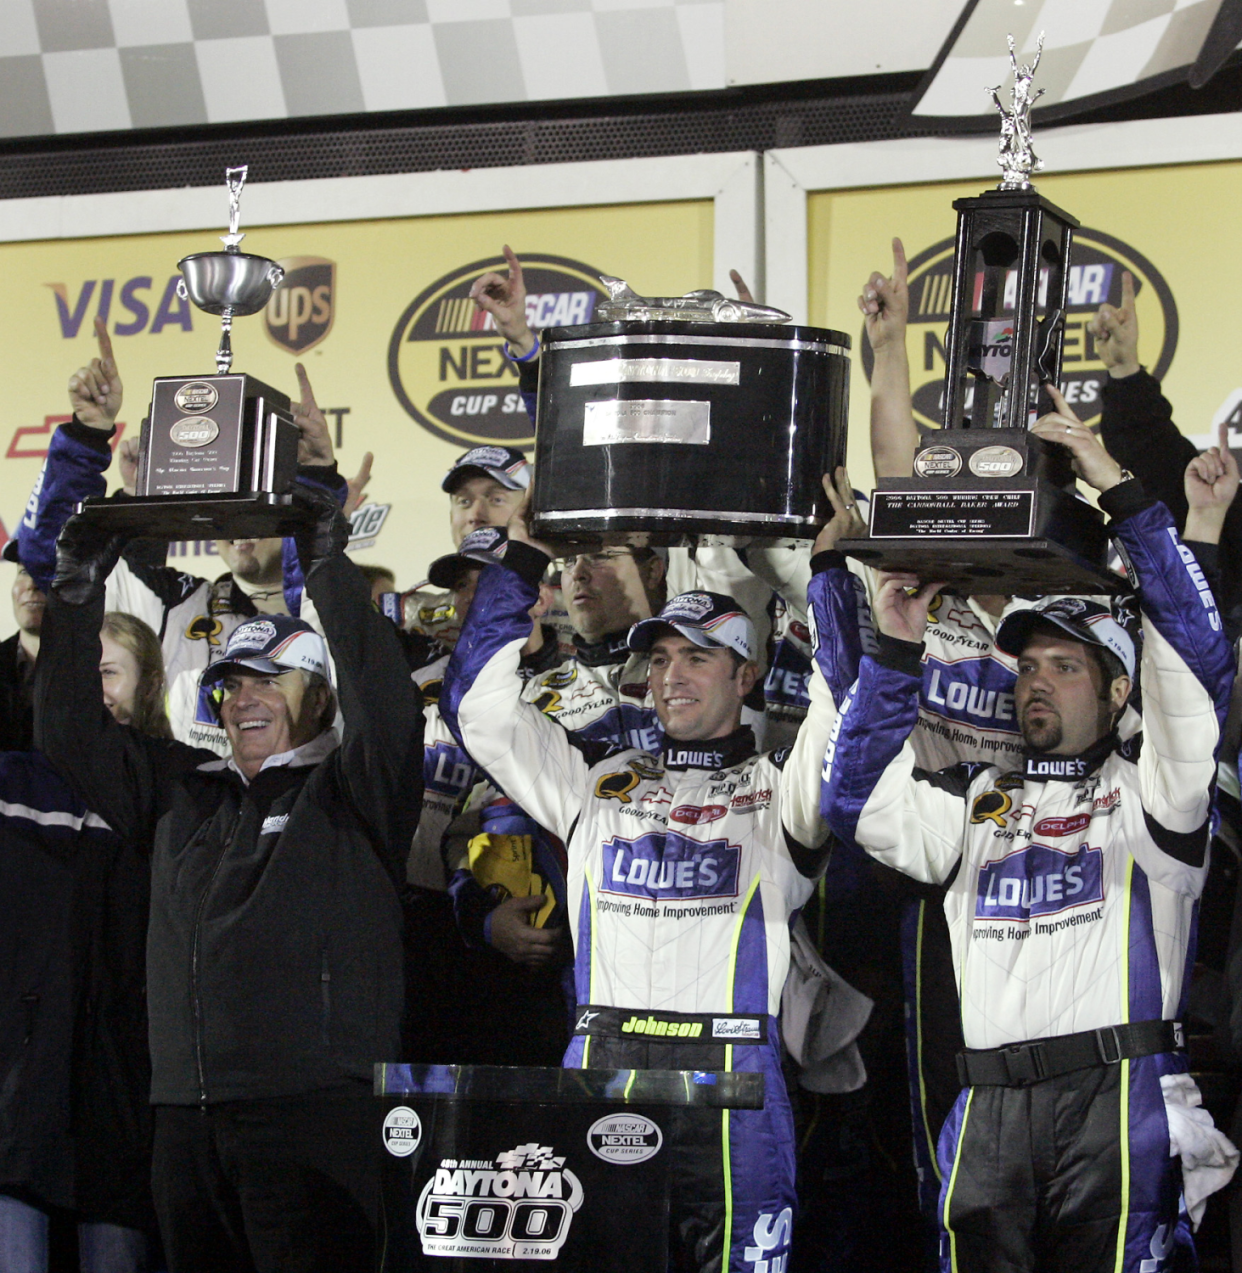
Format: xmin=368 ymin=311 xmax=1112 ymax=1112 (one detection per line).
xmin=294 ymin=487 xmax=424 ymax=878
xmin=860 ymin=238 xmax=918 ymax=478
xmin=33 ymin=520 xmax=205 ymax=843
xmin=440 ymin=539 xmax=593 ymax=844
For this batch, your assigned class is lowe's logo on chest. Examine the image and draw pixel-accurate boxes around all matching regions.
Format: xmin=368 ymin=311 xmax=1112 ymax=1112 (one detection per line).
xmin=602 ymin=832 xmax=740 ymax=901
xmin=975 ymin=842 xmax=1103 ymax=922
xmin=923 ymin=658 xmax=1016 ymax=728
xmin=424 ymin=741 xmax=476 ymax=797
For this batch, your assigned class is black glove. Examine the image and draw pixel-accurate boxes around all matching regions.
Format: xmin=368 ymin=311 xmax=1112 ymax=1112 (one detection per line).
xmin=52 ymin=514 xmax=128 ymax=606
xmin=292 ymin=480 xmax=350 ymax=573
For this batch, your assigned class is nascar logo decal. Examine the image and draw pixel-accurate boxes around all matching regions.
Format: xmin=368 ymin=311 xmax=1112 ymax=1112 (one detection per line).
xmin=602 ymin=831 xmax=740 ymax=900
xmin=587 ymin=1115 xmax=663 ymax=1165
xmin=975 ymin=842 xmax=1103 ymax=922
xmin=861 ymin=228 xmax=1177 ymax=429
xmin=388 ymin=253 xmax=608 ymax=447
xmin=417 ymin=1143 xmax=583 ymax=1260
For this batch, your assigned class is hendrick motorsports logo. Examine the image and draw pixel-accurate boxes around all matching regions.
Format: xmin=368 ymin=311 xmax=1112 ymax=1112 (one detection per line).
xmin=417 ymin=1142 xmax=583 ymax=1260
xmin=861 ymin=228 xmax=1177 ymax=429
xmin=388 ymin=253 xmax=609 ymax=448
xmin=264 ymin=257 xmax=335 ymax=354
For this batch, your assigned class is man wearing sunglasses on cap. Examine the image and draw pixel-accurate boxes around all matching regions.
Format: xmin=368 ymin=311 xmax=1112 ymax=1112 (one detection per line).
xmin=34 ymin=484 xmax=423 ymax=1273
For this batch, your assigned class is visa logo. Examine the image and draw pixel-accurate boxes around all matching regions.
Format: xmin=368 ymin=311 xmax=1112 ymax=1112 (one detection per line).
xmin=976 ymin=842 xmax=1103 ymax=922
xmin=602 ymin=832 xmax=739 ymax=901
xmin=48 ymin=277 xmax=194 ymax=338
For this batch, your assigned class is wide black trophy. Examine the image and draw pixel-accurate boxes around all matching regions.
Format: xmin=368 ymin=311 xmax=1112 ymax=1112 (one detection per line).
xmin=840 ymin=35 xmax=1127 ymax=596
xmin=77 ymin=167 xmax=309 ymax=540
xmin=529 ymin=278 xmax=849 ymax=545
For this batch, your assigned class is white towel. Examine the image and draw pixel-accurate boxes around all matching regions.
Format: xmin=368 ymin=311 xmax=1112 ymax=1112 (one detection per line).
xmin=1161 ymin=1072 xmax=1239 ymax=1229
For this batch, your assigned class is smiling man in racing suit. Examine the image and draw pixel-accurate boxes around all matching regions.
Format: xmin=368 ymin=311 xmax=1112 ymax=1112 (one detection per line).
xmin=820 ymin=421 xmax=1237 ymax=1270
xmin=441 ymin=493 xmax=854 ymax=1273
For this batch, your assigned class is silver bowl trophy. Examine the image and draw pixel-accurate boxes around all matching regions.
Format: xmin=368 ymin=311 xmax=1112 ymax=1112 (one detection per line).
xmin=530 ymin=283 xmax=850 ymax=545
xmin=77 ymin=167 xmax=309 ymax=540
xmin=840 ymin=35 xmax=1126 ymax=595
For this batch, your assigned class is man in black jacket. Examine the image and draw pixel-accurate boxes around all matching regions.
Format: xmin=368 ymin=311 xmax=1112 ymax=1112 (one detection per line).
xmin=35 ymin=485 xmax=424 ymax=1273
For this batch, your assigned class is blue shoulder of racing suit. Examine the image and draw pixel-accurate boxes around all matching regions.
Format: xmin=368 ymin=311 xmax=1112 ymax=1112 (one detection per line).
xmin=1110 ymin=496 xmax=1235 ymax=737
xmin=441 ymin=545 xmax=548 ymax=748
xmin=15 ymin=420 xmax=112 ymax=593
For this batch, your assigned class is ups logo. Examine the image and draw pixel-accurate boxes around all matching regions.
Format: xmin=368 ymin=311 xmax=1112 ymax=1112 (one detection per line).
xmin=264 ymin=257 xmax=335 ymax=354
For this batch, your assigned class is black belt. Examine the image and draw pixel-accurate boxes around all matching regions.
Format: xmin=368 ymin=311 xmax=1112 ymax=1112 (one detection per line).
xmin=572 ymin=1005 xmax=767 ymax=1046
xmin=956 ymin=1019 xmax=1184 ymax=1088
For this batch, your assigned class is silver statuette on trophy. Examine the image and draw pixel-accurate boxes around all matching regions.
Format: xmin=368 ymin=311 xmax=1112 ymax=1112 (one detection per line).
xmin=75 ymin=167 xmax=309 ymax=540
xmin=837 ymin=34 xmax=1126 ymax=595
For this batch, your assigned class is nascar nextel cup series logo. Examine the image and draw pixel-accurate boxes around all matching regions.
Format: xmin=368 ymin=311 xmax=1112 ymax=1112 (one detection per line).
xmin=861 ymin=228 xmax=1178 ymax=429
xmin=388 ymin=254 xmax=609 ymax=448
xmin=263 ymin=257 xmax=335 ymax=354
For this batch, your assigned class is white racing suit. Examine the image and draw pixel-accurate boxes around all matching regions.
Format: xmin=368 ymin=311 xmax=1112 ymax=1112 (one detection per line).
xmin=441 ymin=540 xmax=847 ymax=1273
xmin=821 ymin=490 xmax=1237 ymax=1272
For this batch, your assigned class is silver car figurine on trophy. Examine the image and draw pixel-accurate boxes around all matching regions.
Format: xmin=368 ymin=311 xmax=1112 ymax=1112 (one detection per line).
xmin=77 ymin=166 xmax=307 ymax=539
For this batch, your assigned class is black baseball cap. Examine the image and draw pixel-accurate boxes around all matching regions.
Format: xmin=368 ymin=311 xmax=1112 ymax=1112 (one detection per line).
xmin=441 ymin=446 xmax=530 ymax=494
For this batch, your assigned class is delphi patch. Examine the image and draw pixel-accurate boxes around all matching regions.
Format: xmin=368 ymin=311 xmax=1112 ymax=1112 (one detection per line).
xmin=975 ymin=843 xmax=1103 ymax=922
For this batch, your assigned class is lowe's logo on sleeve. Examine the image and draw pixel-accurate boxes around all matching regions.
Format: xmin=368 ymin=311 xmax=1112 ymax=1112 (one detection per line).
xmin=602 ymin=832 xmax=740 ymax=900
xmin=975 ymin=843 xmax=1104 ymax=922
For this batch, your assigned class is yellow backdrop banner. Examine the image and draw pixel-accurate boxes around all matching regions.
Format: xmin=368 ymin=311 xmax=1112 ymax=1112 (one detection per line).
xmin=0 ymin=199 xmax=713 ymax=636
xmin=807 ymin=161 xmax=1233 ymax=493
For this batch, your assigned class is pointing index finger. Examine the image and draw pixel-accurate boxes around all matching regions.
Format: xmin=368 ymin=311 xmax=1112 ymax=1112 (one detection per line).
xmin=1043 ymin=382 xmax=1080 ymax=423
xmin=294 ymin=362 xmax=318 ymax=410
xmin=1120 ymin=269 xmax=1136 ymax=313
xmin=891 ymin=237 xmax=908 ymax=286
xmin=94 ymin=315 xmax=115 ymax=370
xmin=502 ymin=244 xmax=523 ymax=285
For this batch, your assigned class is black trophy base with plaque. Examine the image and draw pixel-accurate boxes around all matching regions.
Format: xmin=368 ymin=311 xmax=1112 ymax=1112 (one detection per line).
xmin=839 ymin=429 xmax=1129 ymax=596
xmin=76 ymin=373 xmax=311 ymax=541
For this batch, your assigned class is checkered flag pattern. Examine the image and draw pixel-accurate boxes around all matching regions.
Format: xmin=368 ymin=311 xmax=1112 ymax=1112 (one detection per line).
xmin=913 ymin=0 xmax=1235 ymax=119
xmin=0 ymin=0 xmax=724 ymax=140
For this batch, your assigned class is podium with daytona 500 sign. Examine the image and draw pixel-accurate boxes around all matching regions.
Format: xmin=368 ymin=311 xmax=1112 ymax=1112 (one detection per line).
xmin=375 ymin=1063 xmax=763 ymax=1271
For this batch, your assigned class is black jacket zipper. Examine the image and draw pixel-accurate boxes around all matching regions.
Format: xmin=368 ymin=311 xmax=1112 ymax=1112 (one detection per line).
xmin=190 ymin=804 xmax=242 ymax=1107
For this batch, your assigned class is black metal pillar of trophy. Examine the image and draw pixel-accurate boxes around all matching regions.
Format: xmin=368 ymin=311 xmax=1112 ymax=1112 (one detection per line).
xmin=840 ymin=35 xmax=1126 ymax=596
xmin=77 ymin=167 xmax=311 ymax=540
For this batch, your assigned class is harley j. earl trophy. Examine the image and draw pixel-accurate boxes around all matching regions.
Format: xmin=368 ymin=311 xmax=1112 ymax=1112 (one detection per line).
xmin=77 ymin=167 xmax=310 ymax=539
xmin=840 ymin=36 xmax=1126 ymax=595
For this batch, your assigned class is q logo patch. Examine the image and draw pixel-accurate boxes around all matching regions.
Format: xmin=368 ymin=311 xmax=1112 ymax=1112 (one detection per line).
xmin=387 ymin=254 xmax=608 ymax=448
xmin=595 ymin=771 xmax=640 ymax=805
xmin=970 ymin=789 xmax=1013 ymax=828
xmin=861 ymin=228 xmax=1177 ymax=430
xmin=185 ymin=614 xmax=223 ymax=646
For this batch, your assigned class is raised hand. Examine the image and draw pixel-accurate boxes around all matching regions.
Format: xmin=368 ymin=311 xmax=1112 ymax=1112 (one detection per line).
xmin=470 ymin=245 xmax=536 ymax=357
xmin=1030 ymin=384 xmax=1124 ymax=493
xmin=292 ymin=362 xmax=334 ymax=467
xmin=117 ymin=436 xmax=141 ymax=496
xmin=872 ymin=571 xmax=944 ymax=645
xmin=1184 ymin=422 xmax=1240 ymax=548
xmin=68 ymin=317 xmax=122 ymax=430
xmin=344 ymin=451 xmax=374 ymax=518
xmin=505 ymin=490 xmax=556 ymax=561
xmin=813 ymin=466 xmax=866 ymax=555
xmin=857 ymin=237 xmax=909 ymax=355
xmin=1087 ymin=269 xmax=1139 ymax=378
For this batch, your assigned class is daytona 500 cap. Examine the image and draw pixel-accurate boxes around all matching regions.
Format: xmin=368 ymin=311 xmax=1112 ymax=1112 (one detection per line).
xmin=427 ymin=526 xmax=510 ymax=589
xmin=200 ymin=615 xmax=332 ymax=689
xmin=441 ymin=446 xmax=530 ymax=494
xmin=627 ymin=591 xmax=757 ymax=662
xmin=995 ymin=596 xmax=1136 ymax=679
